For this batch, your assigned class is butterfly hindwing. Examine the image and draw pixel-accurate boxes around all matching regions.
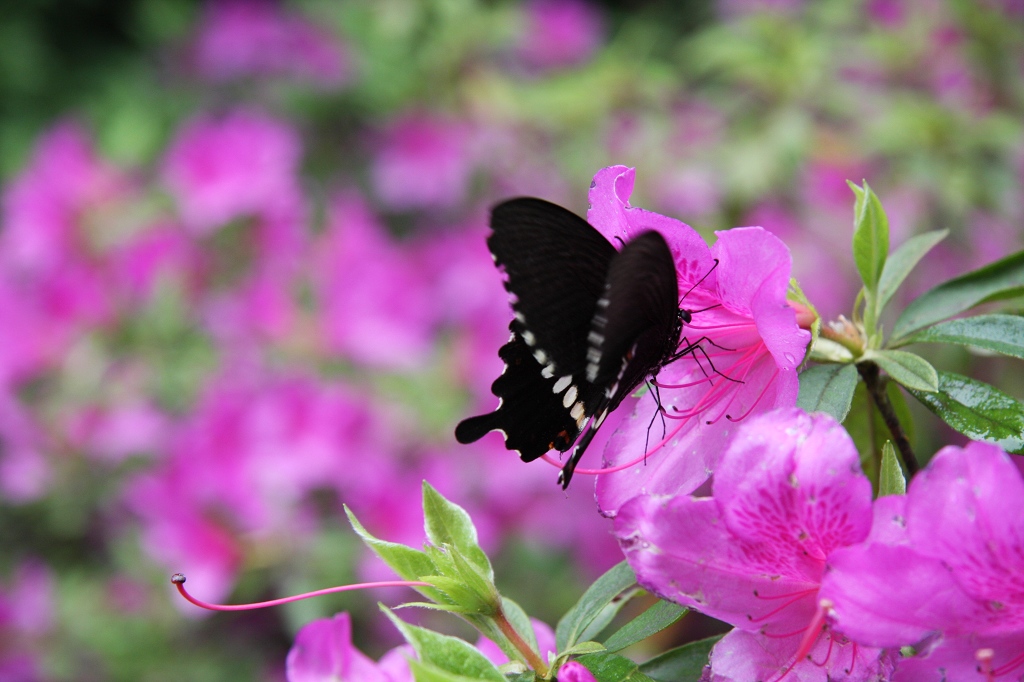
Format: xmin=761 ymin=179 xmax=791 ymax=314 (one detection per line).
xmin=454 ymin=325 xmax=585 ymax=460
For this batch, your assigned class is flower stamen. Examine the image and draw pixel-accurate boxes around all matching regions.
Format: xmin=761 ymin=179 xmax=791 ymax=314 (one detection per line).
xmin=170 ymin=573 xmax=430 ymax=612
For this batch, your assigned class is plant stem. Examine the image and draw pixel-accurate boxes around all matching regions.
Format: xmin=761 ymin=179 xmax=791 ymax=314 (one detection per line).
xmin=495 ymin=606 xmax=549 ymax=677
xmin=856 ymin=361 xmax=920 ymax=477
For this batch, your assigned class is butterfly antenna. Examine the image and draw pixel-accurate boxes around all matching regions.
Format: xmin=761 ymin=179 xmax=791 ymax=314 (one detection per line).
xmin=679 ymin=258 xmax=719 ymax=304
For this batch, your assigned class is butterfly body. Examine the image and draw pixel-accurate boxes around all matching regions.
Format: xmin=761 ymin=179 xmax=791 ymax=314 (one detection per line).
xmin=455 ymin=198 xmax=684 ymax=488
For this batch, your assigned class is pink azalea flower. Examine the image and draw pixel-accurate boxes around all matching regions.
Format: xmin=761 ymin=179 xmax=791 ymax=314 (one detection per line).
xmin=589 ymin=166 xmax=810 ymax=515
xmin=161 ymin=109 xmax=303 ymax=235
xmin=821 ymin=441 xmax=1024 ymax=679
xmin=370 ymin=114 xmax=475 ymax=211
xmin=614 ymin=409 xmax=897 ymax=681
xmin=312 ymin=193 xmax=435 ymax=370
xmin=287 ymin=612 xmax=412 ymax=682
xmin=0 ymin=390 xmax=50 ymax=502
xmin=516 ymin=0 xmax=603 ymax=70
xmin=192 ymin=0 xmax=351 ymax=88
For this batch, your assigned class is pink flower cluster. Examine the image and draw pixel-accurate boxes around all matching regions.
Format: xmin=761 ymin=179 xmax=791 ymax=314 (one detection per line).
xmin=616 ymin=407 xmax=1024 ymax=680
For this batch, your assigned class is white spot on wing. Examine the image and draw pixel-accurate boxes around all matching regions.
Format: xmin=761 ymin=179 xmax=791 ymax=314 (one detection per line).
xmin=563 ymin=385 xmax=578 ymax=408
xmin=522 ymin=330 xmax=536 ymax=346
xmin=533 ymin=349 xmax=548 ymax=365
xmin=541 ymin=362 xmax=556 ymax=379
xmin=553 ymin=375 xmax=572 ymax=393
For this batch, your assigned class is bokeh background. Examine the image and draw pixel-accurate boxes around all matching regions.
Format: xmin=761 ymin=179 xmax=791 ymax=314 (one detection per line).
xmin=1 ymin=0 xmax=1022 ymax=679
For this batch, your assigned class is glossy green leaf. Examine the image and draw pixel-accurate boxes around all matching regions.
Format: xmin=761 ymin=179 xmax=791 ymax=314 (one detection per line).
xmin=863 ymin=350 xmax=938 ymax=392
xmin=382 ymin=607 xmax=506 ymax=682
xmin=892 ymin=249 xmax=1024 ymax=342
xmin=423 ymin=481 xmax=493 ymax=580
xmin=876 ymin=229 xmax=948 ymax=318
xmin=602 ymin=600 xmax=687 ymax=653
xmin=898 ymin=314 xmax=1024 ymax=359
xmin=556 ymin=561 xmax=636 ymax=652
xmin=849 ymin=180 xmax=889 ymax=295
xmin=878 ymin=441 xmax=906 ymax=496
xmin=638 ymin=635 xmax=724 ymax=682
xmin=575 ymin=651 xmax=657 ymax=682
xmin=907 ymin=371 xmax=1024 ymax=454
xmin=797 ymin=363 xmax=859 ymax=422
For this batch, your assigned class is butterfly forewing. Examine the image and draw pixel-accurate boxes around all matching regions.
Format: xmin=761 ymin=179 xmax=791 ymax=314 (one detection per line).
xmin=488 ymin=198 xmax=617 ymax=379
xmin=585 ymin=230 xmax=680 ymax=415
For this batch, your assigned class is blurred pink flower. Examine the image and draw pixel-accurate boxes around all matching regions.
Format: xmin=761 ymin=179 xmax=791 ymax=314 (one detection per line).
xmin=588 ymin=166 xmax=809 ymax=515
xmin=162 ymin=109 xmax=303 ymax=235
xmin=193 ymin=0 xmax=351 ymax=87
xmin=0 ymin=390 xmax=50 ymax=503
xmin=615 ymin=409 xmax=896 ymax=681
xmin=516 ymin=0 xmax=603 ymax=70
xmin=287 ymin=612 xmax=411 ymax=682
xmin=370 ymin=114 xmax=475 ymax=211
xmin=65 ymin=401 xmax=170 ymax=463
xmin=313 ymin=193 xmax=435 ymax=370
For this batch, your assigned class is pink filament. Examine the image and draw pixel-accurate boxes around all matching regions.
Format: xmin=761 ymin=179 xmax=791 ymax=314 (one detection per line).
xmin=171 ymin=573 xmax=430 ymax=612
xmin=992 ymin=649 xmax=1024 ymax=678
xmin=748 ymin=591 xmax=813 ymax=624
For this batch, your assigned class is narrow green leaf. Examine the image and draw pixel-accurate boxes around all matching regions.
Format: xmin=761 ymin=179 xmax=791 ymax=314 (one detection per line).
xmin=382 ymin=607 xmax=506 ymax=682
xmin=876 ymin=229 xmax=948 ymax=318
xmin=407 ymin=659 xmax=498 ymax=682
xmin=808 ymin=337 xmax=856 ymax=363
xmin=849 ymin=180 xmax=889 ymax=295
xmin=559 ymin=641 xmax=607 ymax=658
xmin=575 ymin=651 xmax=658 ymax=682
xmin=906 ymin=371 xmax=1024 ymax=453
xmin=878 ymin=441 xmax=906 ymax=496
xmin=345 ymin=506 xmax=444 ymax=602
xmin=638 ymin=634 xmax=724 ymax=682
xmin=892 ymin=249 xmax=1024 ymax=342
xmin=422 ymin=481 xmax=493 ymax=580
xmin=602 ymin=601 xmax=687 ymax=653
xmin=797 ymin=363 xmax=859 ymax=422
xmin=556 ymin=561 xmax=636 ymax=652
xmin=898 ymin=314 xmax=1024 ymax=360
xmin=500 ymin=597 xmax=538 ymax=654
xmin=862 ymin=350 xmax=938 ymax=392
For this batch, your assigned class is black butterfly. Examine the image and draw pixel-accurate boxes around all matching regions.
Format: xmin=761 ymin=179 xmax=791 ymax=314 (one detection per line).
xmin=455 ymin=197 xmax=704 ymax=489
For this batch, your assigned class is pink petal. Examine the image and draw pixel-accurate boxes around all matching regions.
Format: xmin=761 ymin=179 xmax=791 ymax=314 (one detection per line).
xmin=713 ymin=227 xmax=809 ymax=370
xmin=714 ymin=409 xmax=873 ymax=561
xmin=821 ymin=542 xmax=990 ymax=647
xmin=557 ymin=661 xmax=599 ymax=682
xmin=892 ymin=632 xmax=1024 ymax=682
xmin=286 ymin=612 xmax=389 ymax=682
xmin=615 ymin=495 xmax=818 ymax=634
xmin=905 ymin=442 xmax=1024 ymax=632
xmin=707 ymin=628 xmax=894 ymax=682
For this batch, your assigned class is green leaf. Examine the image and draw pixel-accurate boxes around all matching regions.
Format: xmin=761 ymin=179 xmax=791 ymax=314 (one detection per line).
xmin=556 ymin=561 xmax=636 ymax=652
xmin=878 ymin=441 xmax=906 ymax=496
xmin=808 ymin=337 xmax=856 ymax=363
xmin=602 ymin=601 xmax=687 ymax=653
xmin=876 ymin=229 xmax=948 ymax=319
xmin=849 ymin=180 xmax=889 ymax=296
xmin=898 ymin=314 xmax=1024 ymax=360
xmin=638 ymin=634 xmax=724 ymax=682
xmin=862 ymin=350 xmax=938 ymax=392
xmin=382 ymin=607 xmax=506 ymax=682
xmin=560 ymin=641 xmax=607 ymax=657
xmin=345 ymin=506 xmax=444 ymax=602
xmin=575 ymin=651 xmax=657 ymax=682
xmin=906 ymin=371 xmax=1024 ymax=453
xmin=500 ymin=597 xmax=538 ymax=654
xmin=796 ymin=363 xmax=859 ymax=422
xmin=892 ymin=249 xmax=1024 ymax=342
xmin=422 ymin=481 xmax=493 ymax=580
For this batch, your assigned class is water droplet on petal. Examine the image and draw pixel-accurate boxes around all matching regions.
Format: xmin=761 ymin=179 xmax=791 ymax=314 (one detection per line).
xmin=784 ymin=352 xmax=796 ymax=366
